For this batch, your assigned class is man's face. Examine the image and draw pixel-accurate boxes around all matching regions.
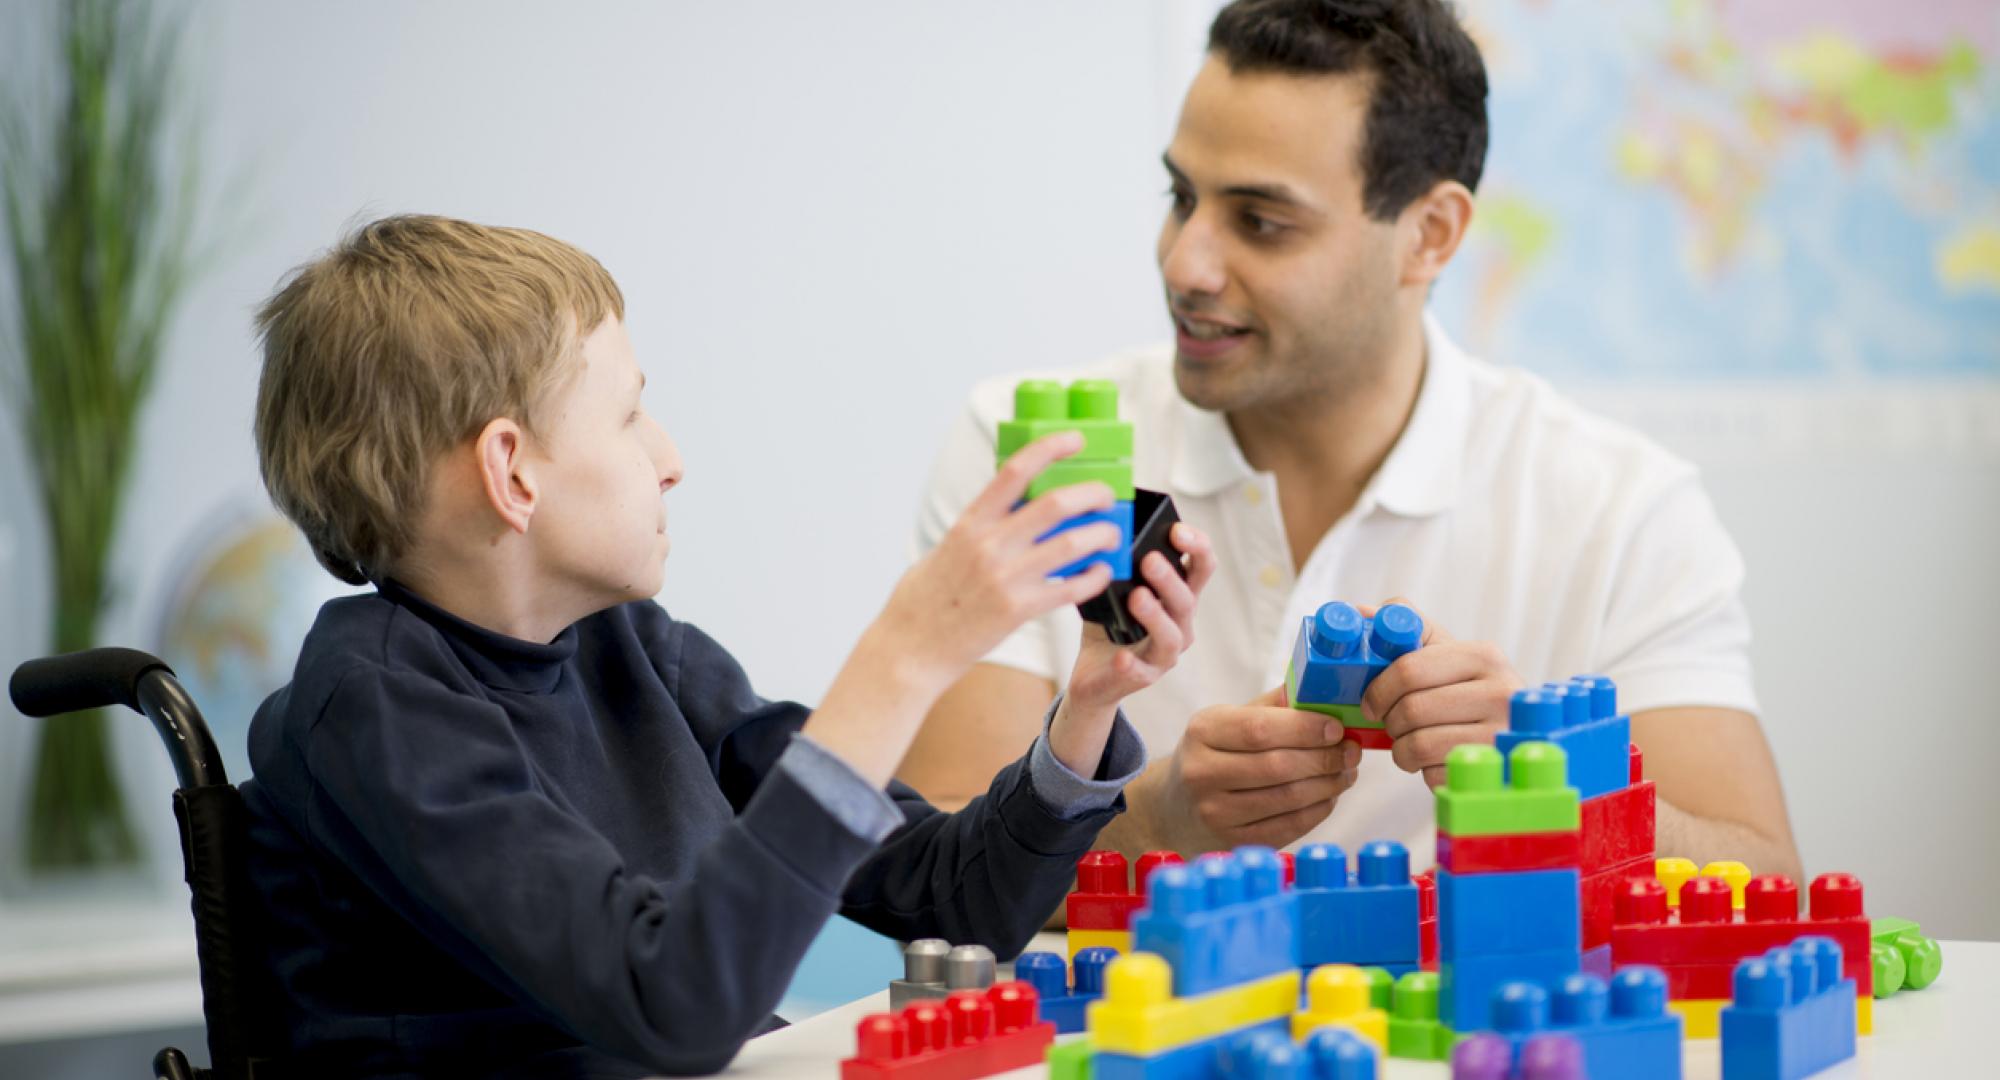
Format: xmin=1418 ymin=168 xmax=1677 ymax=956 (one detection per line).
xmin=1158 ymin=56 xmax=1405 ymax=412
xmin=529 ymin=316 xmax=683 ymax=606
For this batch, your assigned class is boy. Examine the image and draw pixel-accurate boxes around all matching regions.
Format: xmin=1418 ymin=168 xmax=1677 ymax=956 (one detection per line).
xmin=239 ymin=216 xmax=1214 ymax=1078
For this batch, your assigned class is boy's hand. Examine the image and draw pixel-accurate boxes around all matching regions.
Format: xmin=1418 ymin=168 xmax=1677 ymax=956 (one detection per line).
xmin=874 ymin=431 xmax=1124 ymax=691
xmin=1047 ymin=522 xmax=1215 ymax=778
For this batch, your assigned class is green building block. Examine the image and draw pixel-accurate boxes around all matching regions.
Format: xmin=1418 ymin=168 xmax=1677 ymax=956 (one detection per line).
xmin=998 ymin=379 xmax=1135 ymax=463
xmin=1023 ymin=458 xmax=1135 ymax=500
xmin=1047 ymin=1036 xmax=1094 ymax=1080
xmin=1433 ymin=742 xmax=1580 ymax=837
xmin=1387 ymin=970 xmax=1451 ymax=1061
xmin=1286 ymin=660 xmax=1382 ymax=730
xmin=1871 ymin=916 xmax=1943 ymax=996
xmin=1361 ymin=966 xmax=1395 ymax=1010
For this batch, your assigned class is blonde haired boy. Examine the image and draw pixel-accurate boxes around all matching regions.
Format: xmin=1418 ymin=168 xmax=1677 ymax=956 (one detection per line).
xmin=241 ymin=215 xmax=1214 ymax=1078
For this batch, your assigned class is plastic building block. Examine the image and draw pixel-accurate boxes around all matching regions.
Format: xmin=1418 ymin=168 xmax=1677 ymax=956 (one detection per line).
xmin=1132 ymin=848 xmax=1300 ymax=997
xmin=1610 ymin=874 xmax=1872 ymax=995
xmin=1655 ymin=858 xmax=1699 ymax=906
xmin=1439 ymin=949 xmax=1581 ymax=1032
xmin=1581 ymin=945 xmax=1610 ymax=978
xmin=890 ymin=939 xmax=954 ymax=1011
xmin=1416 ymin=872 xmax=1438 ymax=970
xmin=1629 ymin=743 xmax=1643 ymax=783
xmin=1436 ymin=867 xmax=1581 ymax=958
xmin=1087 ymin=950 xmax=1300 ymax=1056
xmin=1452 ymin=1029 xmax=1585 ymax=1080
xmin=1044 ymin=501 xmax=1134 ymax=579
xmin=1701 ymin=861 xmax=1753 ymax=909
xmin=1070 ymin=928 xmax=1132 ymax=961
xmin=1386 ymin=970 xmax=1452 ymax=1061
xmin=1244 ymin=1026 xmax=1381 ymax=1080
xmin=1294 ymin=841 xmax=1420 ymax=967
xmin=842 ymin=982 xmax=1056 ymax=1080
xmin=1070 ymin=850 xmax=1187 ymax=931
xmin=1495 ymin=680 xmax=1630 ymax=801
xmin=1092 ymin=1017 xmax=1289 ymax=1080
xmin=1433 ymin=743 xmax=1580 ymax=837
xmin=1581 ymin=855 xmax=1654 ymax=950
xmin=1016 ymin=948 xmax=1116 ymax=1034
xmin=1475 ymin=970 xmax=1682 ymax=1080
xmin=1292 ymin=965 xmax=1388 ymax=1046
xmin=1450 ymin=1032 xmax=1512 ymax=1079
xmin=1870 ymin=915 xmax=1943 ymax=996
xmin=1670 ymin=997 xmax=1725 ymax=1039
xmin=1578 ymin=779 xmax=1654 ymax=873
xmin=998 ymin=379 xmax=1134 ymax=461
xmin=1285 ymin=602 xmax=1423 ymax=725
xmin=1359 ymin=965 xmax=1394 ymax=1011
xmin=1076 ymin=487 xmax=1186 ymax=645
xmin=1046 ymin=1037 xmax=1094 ymax=1080
xmin=1719 ymin=937 xmax=1857 ymax=1080
xmin=1027 ymin=459 xmax=1136 ymax=500
xmin=1435 ymin=830 xmax=1580 ymax=875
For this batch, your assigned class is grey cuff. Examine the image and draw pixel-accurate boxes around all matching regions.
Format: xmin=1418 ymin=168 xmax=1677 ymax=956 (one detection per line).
xmin=1026 ymin=695 xmax=1148 ymax=822
xmin=776 ymin=734 xmax=904 ymax=844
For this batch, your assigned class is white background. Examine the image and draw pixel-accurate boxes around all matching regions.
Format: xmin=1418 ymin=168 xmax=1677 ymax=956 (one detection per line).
xmin=1 ymin=0 xmax=1994 ymax=953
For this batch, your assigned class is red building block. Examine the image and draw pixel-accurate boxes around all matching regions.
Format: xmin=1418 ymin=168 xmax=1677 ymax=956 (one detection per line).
xmin=1582 ymin=855 xmax=1655 ymax=950
xmin=1416 ymin=870 xmax=1438 ymax=970
xmin=1580 ymin=779 xmax=1656 ymax=873
xmin=1435 ymin=829 xmax=1581 ymax=874
xmin=1347 ymin=727 xmax=1394 ymax=751
xmin=1065 ymin=850 xmax=1183 ymax=930
xmin=1654 ymin=961 xmax=1743 ymax=1000
xmin=842 ymin=983 xmax=1056 ymax=1080
xmin=1610 ymin=874 xmax=1873 ymax=996
xmin=1629 ymin=743 xmax=1644 ymax=784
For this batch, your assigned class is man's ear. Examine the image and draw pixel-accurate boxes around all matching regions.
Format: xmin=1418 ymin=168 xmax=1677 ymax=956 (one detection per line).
xmin=1399 ymin=180 xmax=1475 ymax=289
xmin=474 ymin=417 xmax=538 ymax=534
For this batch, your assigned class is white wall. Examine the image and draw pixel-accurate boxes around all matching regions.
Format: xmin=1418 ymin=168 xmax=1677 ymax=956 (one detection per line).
xmin=2 ymin=1 xmax=1994 ymax=944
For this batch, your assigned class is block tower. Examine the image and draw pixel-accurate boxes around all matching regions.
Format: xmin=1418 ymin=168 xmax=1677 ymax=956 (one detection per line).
xmin=999 ymin=378 xmax=1184 ymax=644
xmin=1432 ymin=740 xmax=1583 ymax=1032
xmin=1284 ymin=600 xmax=1424 ymax=750
xmin=1065 ymin=849 xmax=1184 ymax=961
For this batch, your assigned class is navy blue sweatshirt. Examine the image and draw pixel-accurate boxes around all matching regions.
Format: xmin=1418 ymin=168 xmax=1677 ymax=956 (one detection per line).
xmin=240 ymin=580 xmax=1142 ymax=1078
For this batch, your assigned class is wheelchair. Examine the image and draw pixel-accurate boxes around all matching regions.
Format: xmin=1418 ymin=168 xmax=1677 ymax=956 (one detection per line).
xmin=10 ymin=648 xmax=282 ymax=1079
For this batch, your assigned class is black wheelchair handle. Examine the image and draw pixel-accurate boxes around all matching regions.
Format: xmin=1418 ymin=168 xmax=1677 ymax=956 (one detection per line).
xmin=10 ymin=647 xmax=175 ymax=718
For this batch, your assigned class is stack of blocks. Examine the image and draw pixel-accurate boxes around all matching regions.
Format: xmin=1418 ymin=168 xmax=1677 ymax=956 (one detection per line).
xmin=1465 ymin=969 xmax=1682 ymax=1079
xmin=841 ymin=981 xmax=1055 ymax=1080
xmin=1612 ymin=868 xmax=1875 ymax=1040
xmin=1015 ymin=948 xmax=1117 ymax=1034
xmin=1294 ymin=841 xmax=1421 ymax=975
xmin=1067 ymin=850 xmax=1185 ymax=961
xmin=1284 ymin=601 xmax=1424 ymax=750
xmin=1719 ymin=936 xmax=1858 ymax=1079
xmin=889 ymin=941 xmax=995 ymax=1011
xmin=1433 ymin=740 xmax=1582 ymax=1032
xmin=1075 ymin=847 xmax=1392 ymax=1079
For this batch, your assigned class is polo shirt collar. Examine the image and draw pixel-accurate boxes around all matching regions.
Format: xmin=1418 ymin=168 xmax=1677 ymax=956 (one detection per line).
xmin=1167 ymin=312 xmax=1470 ymax=518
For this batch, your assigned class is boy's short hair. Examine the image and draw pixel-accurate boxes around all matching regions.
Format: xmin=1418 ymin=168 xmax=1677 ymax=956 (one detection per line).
xmin=254 ymin=215 xmax=624 ymax=585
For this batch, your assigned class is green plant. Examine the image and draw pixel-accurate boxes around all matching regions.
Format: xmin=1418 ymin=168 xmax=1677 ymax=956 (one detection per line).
xmin=1 ymin=0 xmax=204 ymax=870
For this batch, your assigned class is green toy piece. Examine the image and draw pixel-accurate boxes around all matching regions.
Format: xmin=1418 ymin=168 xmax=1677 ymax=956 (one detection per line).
xmin=1285 ymin=660 xmax=1380 ymax=730
xmin=998 ymin=379 xmax=1135 ymax=463
xmin=1046 ymin=1036 xmax=1094 ymax=1080
xmin=1433 ymin=742 xmax=1580 ymax=837
xmin=1870 ymin=916 xmax=1943 ymax=997
xmin=1023 ymin=459 xmax=1136 ymax=501
xmin=1361 ymin=965 xmax=1395 ymax=1011
xmin=1387 ymin=970 xmax=1452 ymax=1061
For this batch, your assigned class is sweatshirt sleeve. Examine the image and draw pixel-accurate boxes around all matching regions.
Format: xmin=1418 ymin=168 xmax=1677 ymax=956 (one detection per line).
xmin=298 ymin=663 xmax=882 ymax=1076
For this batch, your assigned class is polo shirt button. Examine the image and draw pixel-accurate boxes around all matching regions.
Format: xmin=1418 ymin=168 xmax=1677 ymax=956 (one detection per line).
xmin=1242 ymin=484 xmax=1263 ymax=506
xmin=1259 ymin=565 xmax=1283 ymax=588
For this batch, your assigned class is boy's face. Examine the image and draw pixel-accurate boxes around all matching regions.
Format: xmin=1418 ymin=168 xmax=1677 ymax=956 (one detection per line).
xmin=529 ymin=316 xmax=683 ymax=607
xmin=1157 ymin=56 xmax=1406 ymax=413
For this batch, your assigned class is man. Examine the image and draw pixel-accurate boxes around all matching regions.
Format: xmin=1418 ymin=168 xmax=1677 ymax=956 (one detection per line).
xmin=903 ymin=0 xmax=1800 ymax=887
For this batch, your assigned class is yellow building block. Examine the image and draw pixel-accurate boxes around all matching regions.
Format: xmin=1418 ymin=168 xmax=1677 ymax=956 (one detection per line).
xmin=1087 ymin=952 xmax=1301 ymax=1056
xmin=1699 ymin=861 xmax=1753 ymax=909
xmin=1656 ymin=858 xmax=1698 ymax=905
xmin=1673 ymin=988 xmax=1871 ymax=1040
xmin=1292 ymin=965 xmax=1388 ymax=1047
xmin=1067 ymin=928 xmax=1130 ymax=962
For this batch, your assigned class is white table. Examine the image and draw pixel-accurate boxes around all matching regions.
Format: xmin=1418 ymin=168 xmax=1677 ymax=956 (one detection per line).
xmin=723 ymin=939 xmax=1998 ymax=1078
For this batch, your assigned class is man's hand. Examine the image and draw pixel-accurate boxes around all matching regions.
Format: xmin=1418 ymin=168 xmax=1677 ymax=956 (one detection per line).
xmin=1134 ymin=686 xmax=1362 ymax=852
xmin=1359 ymin=599 xmax=1525 ymax=788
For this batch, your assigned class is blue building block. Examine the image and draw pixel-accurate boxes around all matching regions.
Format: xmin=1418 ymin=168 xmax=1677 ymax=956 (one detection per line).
xmin=1287 ymin=602 xmax=1423 ymax=707
xmin=1582 ymin=944 xmax=1612 ymax=978
xmin=1014 ymin=947 xmax=1114 ymax=1034
xmin=1479 ymin=969 xmax=1682 ymax=1080
xmin=1093 ymin=1017 xmax=1291 ymax=1080
xmin=1440 ymin=949 xmax=1581 ymax=1032
xmin=1042 ymin=500 xmax=1135 ymax=580
xmin=1133 ymin=847 xmax=1300 ymax=998
xmin=1720 ymin=937 xmax=1857 ymax=1080
xmin=1294 ymin=841 xmax=1421 ymax=968
xmin=1497 ymin=679 xmax=1630 ymax=800
xmin=1436 ymin=866 xmax=1581 ymax=959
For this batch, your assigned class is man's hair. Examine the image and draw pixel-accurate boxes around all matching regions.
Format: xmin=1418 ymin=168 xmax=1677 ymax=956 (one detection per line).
xmin=1208 ymin=0 xmax=1488 ymax=221
xmin=254 ymin=214 xmax=624 ymax=585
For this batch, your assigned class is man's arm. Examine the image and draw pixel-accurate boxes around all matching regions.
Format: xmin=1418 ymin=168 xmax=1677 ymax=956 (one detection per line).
xmin=1633 ymin=705 xmax=1802 ymax=883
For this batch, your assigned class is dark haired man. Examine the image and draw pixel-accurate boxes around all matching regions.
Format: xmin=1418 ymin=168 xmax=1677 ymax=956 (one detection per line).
xmin=904 ymin=0 xmax=1800 ymax=886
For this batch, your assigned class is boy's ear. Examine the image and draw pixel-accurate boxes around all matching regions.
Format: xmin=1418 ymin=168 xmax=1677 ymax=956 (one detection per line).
xmin=475 ymin=417 xmax=537 ymax=534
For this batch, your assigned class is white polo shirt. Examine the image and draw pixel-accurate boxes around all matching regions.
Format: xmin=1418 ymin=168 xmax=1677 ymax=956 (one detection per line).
xmin=913 ymin=315 xmax=1757 ymax=867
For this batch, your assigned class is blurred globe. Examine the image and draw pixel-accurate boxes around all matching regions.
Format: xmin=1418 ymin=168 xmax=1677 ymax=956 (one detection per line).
xmin=154 ymin=511 xmax=363 ymax=782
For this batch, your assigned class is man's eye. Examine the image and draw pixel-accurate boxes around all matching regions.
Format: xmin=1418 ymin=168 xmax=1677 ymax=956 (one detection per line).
xmin=1243 ymin=213 xmax=1287 ymax=237
xmin=1166 ymin=186 xmax=1194 ymax=214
